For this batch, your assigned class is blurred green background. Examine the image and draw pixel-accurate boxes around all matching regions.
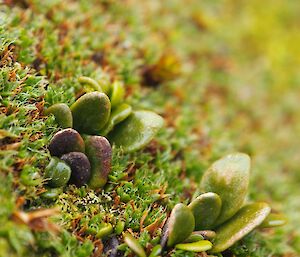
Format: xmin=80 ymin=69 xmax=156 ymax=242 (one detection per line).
xmin=188 ymin=0 xmax=300 ymax=248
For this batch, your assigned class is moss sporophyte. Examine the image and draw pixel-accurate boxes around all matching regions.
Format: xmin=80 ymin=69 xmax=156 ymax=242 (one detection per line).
xmin=41 ymin=77 xmax=287 ymax=256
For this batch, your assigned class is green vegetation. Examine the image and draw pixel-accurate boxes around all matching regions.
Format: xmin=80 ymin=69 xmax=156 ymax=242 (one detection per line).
xmin=1 ymin=0 xmax=300 ymax=256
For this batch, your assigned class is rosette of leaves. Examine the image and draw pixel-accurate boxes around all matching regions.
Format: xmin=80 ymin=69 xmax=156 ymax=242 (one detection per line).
xmin=44 ymin=77 xmax=164 ymax=192
xmin=161 ymin=153 xmax=286 ymax=254
xmin=45 ymin=76 xmax=164 ymax=153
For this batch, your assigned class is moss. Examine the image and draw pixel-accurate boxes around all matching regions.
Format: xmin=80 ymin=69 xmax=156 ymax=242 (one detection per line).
xmin=1 ymin=1 xmax=300 ymax=256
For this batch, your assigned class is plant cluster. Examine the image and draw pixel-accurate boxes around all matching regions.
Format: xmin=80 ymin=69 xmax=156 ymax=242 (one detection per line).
xmin=120 ymin=153 xmax=286 ymax=256
xmin=43 ymin=76 xmax=164 ymax=196
xmin=1 ymin=1 xmax=299 ymax=256
xmin=44 ymin=95 xmax=287 ymax=255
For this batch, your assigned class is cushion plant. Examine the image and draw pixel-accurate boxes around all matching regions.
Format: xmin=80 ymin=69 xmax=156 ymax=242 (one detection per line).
xmin=1 ymin=2 xmax=294 ymax=256
xmin=161 ymin=153 xmax=284 ymax=254
xmin=44 ymin=78 xmax=285 ymax=255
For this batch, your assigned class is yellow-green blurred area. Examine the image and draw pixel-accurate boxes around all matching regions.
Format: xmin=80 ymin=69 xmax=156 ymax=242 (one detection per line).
xmin=208 ymin=0 xmax=300 ymax=253
xmin=136 ymin=0 xmax=300 ymax=253
xmin=199 ymin=0 xmax=300 ymax=253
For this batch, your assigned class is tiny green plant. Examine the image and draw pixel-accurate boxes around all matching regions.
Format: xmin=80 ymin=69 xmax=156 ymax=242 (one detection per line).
xmin=44 ymin=77 xmax=286 ymax=256
xmin=45 ymin=76 xmax=164 ymax=152
xmin=158 ymin=153 xmax=286 ymax=254
xmin=44 ymin=76 xmax=165 ymax=192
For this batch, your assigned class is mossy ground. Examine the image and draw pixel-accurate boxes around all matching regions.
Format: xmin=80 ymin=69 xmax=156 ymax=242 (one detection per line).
xmin=1 ymin=1 xmax=300 ymax=256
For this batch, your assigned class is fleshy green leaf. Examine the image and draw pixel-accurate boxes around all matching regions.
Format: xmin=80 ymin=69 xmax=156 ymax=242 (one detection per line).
xmin=108 ymin=110 xmax=164 ymax=152
xmin=48 ymin=128 xmax=85 ymax=157
xmin=123 ymin=233 xmax=146 ymax=257
xmin=167 ymin=203 xmax=195 ymax=247
xmin=99 ymin=103 xmax=132 ymax=136
xmin=200 ymin=153 xmax=251 ymax=225
xmin=175 ymin=240 xmax=212 ymax=252
xmin=71 ymin=92 xmax=111 ymax=134
xmin=259 ymin=213 xmax=287 ymax=228
xmin=211 ymin=202 xmax=271 ymax=253
xmin=44 ymin=157 xmax=71 ymax=188
xmin=44 ymin=103 xmax=73 ymax=128
xmin=78 ymin=76 xmax=103 ymax=92
xmin=188 ymin=192 xmax=222 ymax=230
xmin=110 ymin=81 xmax=125 ymax=108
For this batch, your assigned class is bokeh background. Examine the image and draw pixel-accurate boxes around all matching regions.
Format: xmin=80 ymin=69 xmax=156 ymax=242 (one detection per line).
xmin=135 ymin=1 xmax=300 ymax=253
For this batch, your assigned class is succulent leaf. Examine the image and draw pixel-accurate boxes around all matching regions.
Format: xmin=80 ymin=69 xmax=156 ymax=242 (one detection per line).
xmin=188 ymin=192 xmax=222 ymax=230
xmin=167 ymin=203 xmax=195 ymax=247
xmin=108 ymin=110 xmax=164 ymax=152
xmin=200 ymin=153 xmax=251 ymax=225
xmin=110 ymin=81 xmax=125 ymax=108
xmin=259 ymin=213 xmax=287 ymax=228
xmin=175 ymin=240 xmax=212 ymax=252
xmin=210 ymin=202 xmax=271 ymax=253
xmin=99 ymin=103 xmax=132 ymax=136
xmin=48 ymin=128 xmax=85 ymax=157
xmin=78 ymin=76 xmax=103 ymax=92
xmin=44 ymin=103 xmax=73 ymax=128
xmin=41 ymin=187 xmax=63 ymax=200
xmin=123 ymin=233 xmax=146 ymax=257
xmin=84 ymin=135 xmax=112 ymax=189
xmin=44 ymin=157 xmax=71 ymax=188
xmin=71 ymin=92 xmax=111 ymax=134
xmin=184 ymin=233 xmax=204 ymax=243
xmin=61 ymin=152 xmax=91 ymax=187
